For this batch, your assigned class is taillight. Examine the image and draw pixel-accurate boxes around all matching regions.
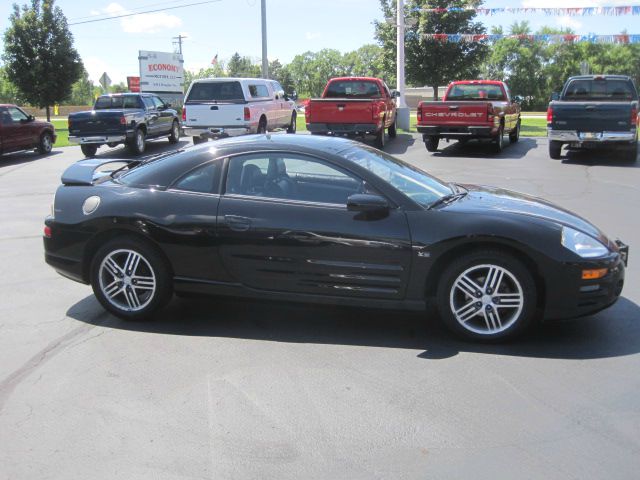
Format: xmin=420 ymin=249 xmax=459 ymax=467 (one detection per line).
xmin=43 ymin=225 xmax=52 ymax=238
xmin=372 ymin=104 xmax=380 ymax=120
xmin=631 ymin=106 xmax=638 ymax=126
xmin=487 ymin=104 xmax=495 ymax=119
xmin=547 ymin=106 xmax=554 ymax=123
xmin=182 ymin=107 xmax=186 ymax=122
xmin=417 ymin=105 xmax=422 ymax=122
xmin=67 ymin=117 xmax=72 ymax=130
xmin=119 ymin=115 xmax=126 ymax=125
xmin=244 ymin=107 xmax=250 ymax=121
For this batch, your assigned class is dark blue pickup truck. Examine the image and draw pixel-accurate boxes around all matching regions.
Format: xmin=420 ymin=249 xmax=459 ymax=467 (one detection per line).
xmin=547 ymin=75 xmax=639 ymax=162
xmin=68 ymin=93 xmax=180 ymax=157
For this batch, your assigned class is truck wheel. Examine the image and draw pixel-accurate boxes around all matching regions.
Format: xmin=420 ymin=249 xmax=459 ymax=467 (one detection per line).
xmin=375 ymin=126 xmax=385 ymax=148
xmin=425 ymin=136 xmax=439 ymax=152
xmin=625 ymin=142 xmax=638 ymax=162
xmin=286 ymin=112 xmax=297 ymax=134
xmin=257 ymin=116 xmax=267 ymax=134
xmin=388 ymin=116 xmax=397 ymax=138
xmin=192 ymin=136 xmax=206 ymax=145
xmin=168 ymin=120 xmax=180 ymax=144
xmin=549 ymin=140 xmax=562 ymax=160
xmin=38 ymin=131 xmax=53 ymax=154
xmin=81 ymin=144 xmax=98 ymax=157
xmin=509 ymin=120 xmax=520 ymax=144
xmin=494 ymin=126 xmax=504 ymax=153
xmin=128 ymin=128 xmax=146 ymax=155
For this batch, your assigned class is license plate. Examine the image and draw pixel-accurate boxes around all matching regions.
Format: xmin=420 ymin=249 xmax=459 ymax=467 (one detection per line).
xmin=616 ymin=240 xmax=629 ymax=266
xmin=83 ymin=137 xmax=105 ymax=142
xmin=580 ymin=132 xmax=600 ymax=140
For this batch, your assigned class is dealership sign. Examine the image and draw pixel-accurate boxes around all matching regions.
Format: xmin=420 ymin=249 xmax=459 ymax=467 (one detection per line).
xmin=138 ymin=50 xmax=184 ymax=93
xmin=127 ymin=76 xmax=140 ymax=92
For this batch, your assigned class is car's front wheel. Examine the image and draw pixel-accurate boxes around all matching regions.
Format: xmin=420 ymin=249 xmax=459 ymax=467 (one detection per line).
xmin=286 ymin=112 xmax=296 ymax=134
xmin=168 ymin=120 xmax=180 ymax=144
xmin=38 ymin=131 xmax=53 ymax=154
xmin=81 ymin=144 xmax=98 ymax=157
xmin=436 ymin=250 xmax=537 ymax=342
xmin=91 ymin=237 xmax=172 ymax=320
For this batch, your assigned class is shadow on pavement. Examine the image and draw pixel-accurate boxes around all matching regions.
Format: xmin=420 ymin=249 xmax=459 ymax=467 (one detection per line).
xmin=560 ymin=148 xmax=639 ymax=168
xmin=0 ymin=149 xmax=64 ymax=169
xmin=431 ymin=137 xmax=538 ymax=160
xmin=67 ymin=293 xmax=640 ymax=361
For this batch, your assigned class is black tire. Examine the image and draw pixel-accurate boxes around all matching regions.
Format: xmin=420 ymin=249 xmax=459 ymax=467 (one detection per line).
xmin=128 ymin=128 xmax=146 ymax=155
xmin=90 ymin=236 xmax=172 ymax=321
xmin=38 ymin=131 xmax=53 ymax=154
xmin=286 ymin=112 xmax=297 ymax=134
xmin=192 ymin=136 xmax=206 ymax=145
xmin=425 ymin=136 xmax=439 ymax=152
xmin=436 ymin=249 xmax=537 ymax=342
xmin=168 ymin=120 xmax=180 ymax=144
xmin=257 ymin=116 xmax=267 ymax=134
xmin=625 ymin=142 xmax=638 ymax=162
xmin=375 ymin=125 xmax=385 ymax=148
xmin=509 ymin=120 xmax=520 ymax=144
xmin=81 ymin=144 xmax=98 ymax=157
xmin=494 ymin=126 xmax=504 ymax=153
xmin=388 ymin=116 xmax=397 ymax=138
xmin=549 ymin=140 xmax=562 ymax=160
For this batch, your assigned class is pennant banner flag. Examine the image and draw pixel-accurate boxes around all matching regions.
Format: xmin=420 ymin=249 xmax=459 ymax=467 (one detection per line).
xmin=423 ymin=33 xmax=640 ymax=44
xmin=419 ymin=6 xmax=640 ymax=16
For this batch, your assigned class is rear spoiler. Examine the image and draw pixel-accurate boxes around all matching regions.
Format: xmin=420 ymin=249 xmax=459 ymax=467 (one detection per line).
xmin=61 ymin=159 xmax=135 ymax=186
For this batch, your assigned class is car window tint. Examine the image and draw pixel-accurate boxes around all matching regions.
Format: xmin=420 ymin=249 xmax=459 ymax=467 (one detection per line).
xmin=7 ymin=107 xmax=28 ymax=122
xmin=152 ymin=97 xmax=165 ymax=109
xmin=227 ymin=154 xmax=373 ymax=204
xmin=186 ymin=81 xmax=245 ymax=103
xmin=447 ymin=84 xmax=505 ymax=101
xmin=142 ymin=97 xmax=155 ymax=109
xmin=0 ymin=107 xmax=10 ymax=124
xmin=325 ymin=81 xmax=381 ymax=99
xmin=564 ymin=79 xmax=637 ymax=101
xmin=248 ymin=84 xmax=269 ymax=98
xmin=123 ymin=96 xmax=140 ymax=109
xmin=172 ymin=161 xmax=221 ymax=194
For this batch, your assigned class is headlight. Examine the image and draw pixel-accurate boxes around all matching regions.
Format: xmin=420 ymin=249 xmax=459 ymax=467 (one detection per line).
xmin=561 ymin=227 xmax=609 ymax=258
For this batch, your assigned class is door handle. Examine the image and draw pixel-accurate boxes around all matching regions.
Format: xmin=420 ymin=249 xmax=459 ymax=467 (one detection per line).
xmin=224 ymin=215 xmax=252 ymax=232
xmin=585 ymin=105 xmax=596 ymax=110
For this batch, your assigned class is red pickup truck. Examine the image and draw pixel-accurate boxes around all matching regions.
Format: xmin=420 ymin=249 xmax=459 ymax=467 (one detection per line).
xmin=417 ymin=80 xmax=521 ymax=153
xmin=0 ymin=104 xmax=56 ymax=157
xmin=305 ymin=77 xmax=398 ymax=148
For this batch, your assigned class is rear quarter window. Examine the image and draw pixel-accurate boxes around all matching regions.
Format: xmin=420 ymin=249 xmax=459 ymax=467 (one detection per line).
xmin=248 ymin=84 xmax=270 ymax=98
xmin=324 ymin=81 xmax=382 ymax=99
xmin=186 ymin=81 xmax=245 ymax=103
xmin=563 ymin=79 xmax=637 ymax=101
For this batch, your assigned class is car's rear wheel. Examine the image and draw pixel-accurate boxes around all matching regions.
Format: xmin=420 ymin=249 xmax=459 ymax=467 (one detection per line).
xmin=287 ymin=112 xmax=296 ymax=134
xmin=192 ymin=136 xmax=206 ymax=144
xmin=625 ymin=142 xmax=638 ymax=162
xmin=38 ymin=131 xmax=53 ymax=154
xmin=549 ymin=140 xmax=562 ymax=159
xmin=494 ymin=126 xmax=504 ymax=153
xmin=81 ymin=144 xmax=98 ymax=157
xmin=425 ymin=136 xmax=439 ymax=152
xmin=128 ymin=128 xmax=146 ymax=155
xmin=509 ymin=120 xmax=520 ymax=144
xmin=257 ymin=116 xmax=267 ymax=134
xmin=375 ymin=124 xmax=385 ymax=148
xmin=91 ymin=237 xmax=172 ymax=320
xmin=168 ymin=120 xmax=180 ymax=144
xmin=436 ymin=250 xmax=537 ymax=342
xmin=388 ymin=116 xmax=397 ymax=138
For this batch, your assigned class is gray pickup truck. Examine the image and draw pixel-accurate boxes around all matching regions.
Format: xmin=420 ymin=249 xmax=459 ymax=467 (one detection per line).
xmin=68 ymin=93 xmax=180 ymax=157
xmin=547 ymin=75 xmax=638 ymax=161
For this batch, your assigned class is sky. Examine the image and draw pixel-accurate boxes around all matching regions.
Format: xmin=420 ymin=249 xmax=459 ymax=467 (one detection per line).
xmin=1 ymin=0 xmax=639 ymax=85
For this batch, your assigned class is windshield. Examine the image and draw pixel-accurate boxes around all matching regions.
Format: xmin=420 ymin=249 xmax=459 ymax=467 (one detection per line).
xmin=563 ymin=79 xmax=637 ymax=101
xmin=186 ymin=81 xmax=245 ymax=103
xmin=94 ymin=96 xmax=141 ymax=109
xmin=324 ymin=80 xmax=382 ymax=99
xmin=446 ymin=84 xmax=506 ymax=101
xmin=340 ymin=145 xmax=452 ymax=207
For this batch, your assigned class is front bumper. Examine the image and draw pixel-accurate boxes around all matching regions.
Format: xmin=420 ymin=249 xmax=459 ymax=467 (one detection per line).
xmin=544 ymin=243 xmax=628 ymax=320
xmin=417 ymin=125 xmax=497 ymax=138
xmin=68 ymin=134 xmax=127 ymax=145
xmin=183 ymin=126 xmax=251 ymax=139
xmin=306 ymin=123 xmax=381 ymax=135
xmin=548 ymin=129 xmax=637 ymax=144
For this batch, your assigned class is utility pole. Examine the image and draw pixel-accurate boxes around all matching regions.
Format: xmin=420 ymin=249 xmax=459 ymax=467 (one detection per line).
xmin=396 ymin=0 xmax=410 ymax=130
xmin=261 ymin=0 xmax=268 ymax=78
xmin=172 ymin=34 xmax=187 ymax=55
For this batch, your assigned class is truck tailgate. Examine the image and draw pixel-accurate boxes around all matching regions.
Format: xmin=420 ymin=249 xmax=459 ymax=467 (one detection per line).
xmin=307 ymin=99 xmax=374 ymax=124
xmin=420 ymin=101 xmax=490 ymax=126
xmin=184 ymin=103 xmax=245 ymax=127
xmin=69 ymin=111 xmax=126 ymax=136
xmin=551 ymin=102 xmax=633 ymax=132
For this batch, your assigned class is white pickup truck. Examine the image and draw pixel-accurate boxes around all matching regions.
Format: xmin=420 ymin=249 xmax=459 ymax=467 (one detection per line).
xmin=182 ymin=77 xmax=297 ymax=143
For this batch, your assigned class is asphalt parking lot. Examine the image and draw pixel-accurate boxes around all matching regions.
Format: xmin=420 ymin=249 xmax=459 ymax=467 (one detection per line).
xmin=1 ymin=134 xmax=639 ymax=479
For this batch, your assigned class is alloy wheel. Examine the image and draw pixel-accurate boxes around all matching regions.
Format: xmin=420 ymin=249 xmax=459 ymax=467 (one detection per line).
xmin=98 ymin=249 xmax=156 ymax=312
xmin=449 ymin=263 xmax=524 ymax=335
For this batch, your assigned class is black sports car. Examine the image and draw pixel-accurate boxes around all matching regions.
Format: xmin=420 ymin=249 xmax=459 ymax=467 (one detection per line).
xmin=44 ymin=135 xmax=628 ymax=341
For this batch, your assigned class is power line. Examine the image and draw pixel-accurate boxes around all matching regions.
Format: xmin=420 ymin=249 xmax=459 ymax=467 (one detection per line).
xmin=68 ymin=0 xmax=223 ymax=26
xmin=68 ymin=0 xmax=191 ymax=22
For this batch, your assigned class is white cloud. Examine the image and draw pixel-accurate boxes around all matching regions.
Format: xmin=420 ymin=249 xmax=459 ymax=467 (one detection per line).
xmin=305 ymin=32 xmax=321 ymax=40
xmin=556 ymin=16 xmax=583 ymax=30
xmin=84 ymin=56 xmax=125 ymax=85
xmin=96 ymin=2 xmax=182 ymax=34
xmin=90 ymin=9 xmax=101 ymax=15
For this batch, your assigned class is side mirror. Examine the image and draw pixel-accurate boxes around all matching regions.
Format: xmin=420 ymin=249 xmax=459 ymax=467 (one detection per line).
xmin=513 ymin=95 xmax=523 ymax=104
xmin=390 ymin=90 xmax=400 ymax=99
xmin=550 ymin=92 xmax=560 ymax=101
xmin=28 ymin=114 xmax=35 ymax=121
xmin=347 ymin=194 xmax=389 ymax=213
xmin=290 ymin=91 xmax=298 ymax=101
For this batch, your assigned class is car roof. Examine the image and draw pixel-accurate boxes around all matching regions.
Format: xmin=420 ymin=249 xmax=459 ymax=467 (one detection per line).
xmin=328 ymin=77 xmax=382 ymax=83
xmin=567 ymin=75 xmax=631 ymax=81
xmin=0 ymin=104 xmax=18 ymax=107
xmin=191 ymin=77 xmax=268 ymax=83
xmin=449 ymin=80 xmax=505 ymax=86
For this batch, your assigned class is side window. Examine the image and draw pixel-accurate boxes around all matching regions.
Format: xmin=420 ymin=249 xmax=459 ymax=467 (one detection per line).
xmin=383 ymin=83 xmax=391 ymax=98
xmin=8 ymin=107 xmax=28 ymax=122
xmin=248 ymin=84 xmax=269 ymax=98
xmin=273 ymin=81 xmax=285 ymax=97
xmin=172 ymin=161 xmax=222 ymax=194
xmin=152 ymin=96 xmax=166 ymax=109
xmin=123 ymin=96 xmax=139 ymax=109
xmin=0 ymin=107 xmax=12 ymax=124
xmin=226 ymin=154 xmax=375 ymax=204
xmin=142 ymin=97 xmax=155 ymax=110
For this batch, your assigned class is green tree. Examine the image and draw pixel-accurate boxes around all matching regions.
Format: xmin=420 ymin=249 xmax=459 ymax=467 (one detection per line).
xmin=64 ymin=67 xmax=94 ymax=105
xmin=3 ymin=0 xmax=83 ymax=120
xmin=0 ymin=66 xmax=22 ymax=104
xmin=288 ymin=49 xmax=350 ymax=97
xmin=344 ymin=44 xmax=389 ymax=81
xmin=184 ymin=63 xmax=227 ymax=88
xmin=227 ymin=53 xmax=260 ymax=78
xmin=269 ymin=59 xmax=295 ymax=93
xmin=375 ymin=0 xmax=488 ymax=99
xmin=109 ymin=82 xmax=128 ymax=94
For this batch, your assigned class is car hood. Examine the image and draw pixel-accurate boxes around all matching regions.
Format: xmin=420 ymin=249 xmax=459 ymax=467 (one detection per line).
xmin=445 ymin=184 xmax=608 ymax=242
